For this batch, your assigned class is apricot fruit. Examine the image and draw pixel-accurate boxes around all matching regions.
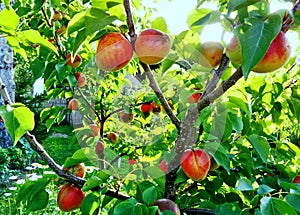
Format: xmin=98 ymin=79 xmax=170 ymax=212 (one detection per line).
xmin=226 ymin=31 xmax=291 ymax=73
xmin=96 ymin=32 xmax=133 ymax=71
xmin=95 ymin=140 xmax=104 ymax=158
xmin=187 ymin=88 xmax=201 ymax=104
xmin=150 ymin=101 xmax=162 ymax=114
xmin=90 ymin=124 xmax=100 ymax=137
xmin=56 ymin=24 xmax=67 ymax=35
xmin=57 ymin=183 xmax=85 ymax=212
xmin=64 ymin=163 xmax=85 ymax=178
xmin=75 ymin=72 xmax=86 ymax=87
xmin=68 ymin=98 xmax=79 ymax=111
xmin=199 ymin=41 xmax=224 ymax=68
xmin=293 ymin=175 xmax=300 ymax=183
xmin=120 ymin=110 xmax=133 ymax=123
xmin=159 ymin=159 xmax=167 ymax=174
xmin=66 ymin=53 xmax=82 ymax=68
xmin=141 ymin=103 xmax=152 ymax=113
xmin=52 ymin=11 xmax=63 ymax=21
xmin=128 ymin=158 xmax=137 ymax=165
xmin=134 ymin=28 xmax=171 ymax=65
xmin=180 ymin=149 xmax=211 ymax=181
xmin=153 ymin=198 xmax=180 ymax=215
xmin=107 ymin=132 xmax=118 ymax=143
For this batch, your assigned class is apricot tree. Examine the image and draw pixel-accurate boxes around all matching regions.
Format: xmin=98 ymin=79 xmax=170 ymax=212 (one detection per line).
xmin=0 ymin=0 xmax=299 ymax=214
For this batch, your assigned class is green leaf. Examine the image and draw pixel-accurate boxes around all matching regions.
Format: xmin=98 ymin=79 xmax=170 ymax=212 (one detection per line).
xmin=136 ymin=181 xmax=156 ymax=204
xmin=187 ymin=8 xmax=220 ymax=28
xmin=228 ymin=96 xmax=250 ymax=116
xmin=228 ymin=112 xmax=243 ymax=133
xmin=204 ymin=142 xmax=230 ymax=174
xmin=67 ymin=11 xmax=86 ymax=35
xmin=247 ymin=134 xmax=270 ymax=163
xmin=49 ymin=0 xmax=62 ymax=8
xmin=0 ymin=105 xmax=35 ymax=145
xmin=161 ymin=53 xmax=179 ymax=73
xmin=227 ymin=0 xmax=260 ymax=14
xmin=151 ymin=17 xmax=169 ymax=33
xmin=34 ymin=0 xmax=46 ymax=11
xmin=72 ymin=29 xmax=87 ymax=55
xmin=91 ymin=0 xmax=108 ymax=10
xmin=6 ymin=36 xmax=27 ymax=60
xmin=132 ymin=0 xmax=141 ymax=10
xmin=85 ymin=8 xmax=117 ymax=35
xmin=22 ymin=30 xmax=58 ymax=55
xmin=142 ymin=187 xmax=157 ymax=205
xmin=30 ymin=58 xmax=47 ymax=81
xmin=41 ymin=106 xmax=64 ymax=131
xmin=16 ymin=180 xmax=35 ymax=204
xmin=215 ymin=202 xmax=241 ymax=215
xmin=114 ymin=199 xmax=136 ymax=215
xmin=0 ymin=7 xmax=19 ymax=31
xmin=279 ymin=181 xmax=300 ymax=191
xmin=144 ymin=166 xmax=166 ymax=188
xmin=81 ymin=192 xmax=100 ymax=215
xmin=55 ymin=62 xmax=70 ymax=83
xmin=64 ymin=147 xmax=95 ymax=168
xmin=82 ymin=176 xmax=103 ymax=191
xmin=260 ymin=197 xmax=297 ymax=215
xmin=294 ymin=10 xmax=300 ymax=25
xmin=285 ymin=194 xmax=300 ymax=212
xmin=235 ymin=14 xmax=282 ymax=78
xmin=17 ymin=176 xmax=52 ymax=212
xmin=175 ymin=167 xmax=189 ymax=184
xmin=236 ymin=178 xmax=253 ymax=191
xmin=257 ymin=184 xmax=275 ymax=196
xmin=26 ymin=190 xmax=49 ymax=212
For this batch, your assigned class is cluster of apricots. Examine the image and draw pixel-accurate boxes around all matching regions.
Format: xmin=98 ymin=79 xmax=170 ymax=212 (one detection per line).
xmin=95 ymin=28 xmax=291 ymax=74
xmin=60 ymin=27 xmax=292 ymax=213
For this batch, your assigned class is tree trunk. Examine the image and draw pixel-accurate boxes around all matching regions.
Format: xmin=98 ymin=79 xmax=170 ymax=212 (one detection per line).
xmin=0 ymin=1 xmax=15 ymax=148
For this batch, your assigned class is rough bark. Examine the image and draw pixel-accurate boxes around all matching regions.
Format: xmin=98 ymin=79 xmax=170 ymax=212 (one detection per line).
xmin=0 ymin=1 xmax=15 ymax=148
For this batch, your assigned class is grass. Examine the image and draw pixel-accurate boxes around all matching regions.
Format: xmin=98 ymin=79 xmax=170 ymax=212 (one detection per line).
xmin=40 ymin=125 xmax=81 ymax=165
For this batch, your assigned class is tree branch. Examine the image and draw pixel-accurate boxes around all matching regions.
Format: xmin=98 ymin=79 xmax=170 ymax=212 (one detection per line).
xmin=181 ymin=208 xmax=215 ymax=215
xmin=124 ymin=0 xmax=136 ymax=42
xmin=201 ymin=54 xmax=229 ymax=98
xmin=197 ymin=67 xmax=243 ymax=113
xmin=141 ymin=63 xmax=181 ymax=129
xmin=0 ymin=77 xmax=12 ymax=104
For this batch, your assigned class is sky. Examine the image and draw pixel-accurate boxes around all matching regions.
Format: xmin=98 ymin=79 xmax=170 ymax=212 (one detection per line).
xmin=146 ymin=0 xmax=296 ymax=44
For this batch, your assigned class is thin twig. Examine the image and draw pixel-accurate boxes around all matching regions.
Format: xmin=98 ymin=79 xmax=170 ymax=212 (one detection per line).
xmin=124 ymin=0 xmax=136 ymax=42
xmin=141 ymin=63 xmax=181 ymax=129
